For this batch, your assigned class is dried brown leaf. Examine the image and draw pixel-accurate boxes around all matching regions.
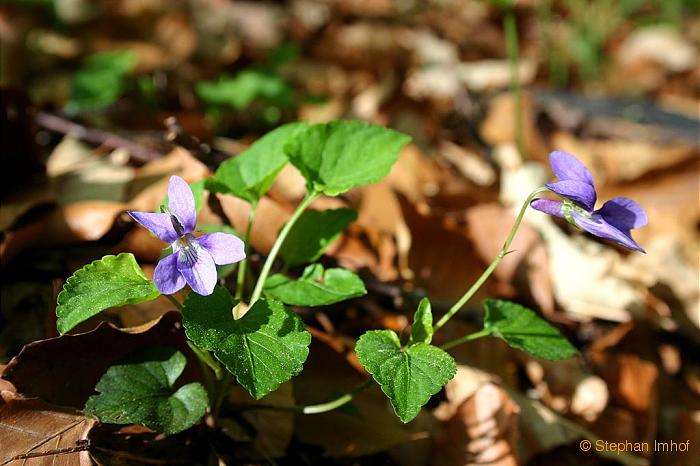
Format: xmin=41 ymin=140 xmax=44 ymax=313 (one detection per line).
xmin=433 ymin=383 xmax=520 ymax=466
xmin=2 ymin=312 xmax=192 ymax=409
xmin=0 ymin=394 xmax=95 ymax=466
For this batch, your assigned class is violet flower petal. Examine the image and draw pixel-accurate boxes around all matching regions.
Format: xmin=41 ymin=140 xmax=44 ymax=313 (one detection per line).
xmin=597 ymin=197 xmax=648 ymax=232
xmin=167 ymin=176 xmax=197 ymax=234
xmin=128 ymin=212 xmax=178 ymax=243
xmin=198 ymin=233 xmax=246 ymax=265
xmin=546 ymin=180 xmax=597 ymax=211
xmin=153 ymin=253 xmax=186 ymax=294
xmin=176 ymin=245 xmax=217 ymax=295
xmin=549 ymin=150 xmax=594 ymax=186
xmin=571 ymin=210 xmax=646 ymax=253
xmin=530 ymin=199 xmax=565 ymax=218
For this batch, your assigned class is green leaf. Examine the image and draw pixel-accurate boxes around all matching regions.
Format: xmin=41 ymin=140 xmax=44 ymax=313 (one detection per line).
xmin=264 ymin=264 xmax=366 ymax=306
xmin=409 ymin=298 xmax=433 ymax=345
xmin=355 ymin=330 xmax=456 ymax=423
xmin=285 ymin=120 xmax=411 ymax=196
xmin=66 ymin=50 xmax=137 ymax=114
xmin=182 ymin=287 xmax=311 ymax=399
xmin=279 ymin=208 xmax=357 ymax=266
xmin=56 ymin=253 xmax=160 ymax=334
xmin=196 ymin=70 xmax=293 ymax=110
xmin=208 ymin=122 xmax=309 ymax=203
xmin=483 ymin=300 xmax=579 ymax=361
xmin=84 ymin=347 xmax=208 ymax=435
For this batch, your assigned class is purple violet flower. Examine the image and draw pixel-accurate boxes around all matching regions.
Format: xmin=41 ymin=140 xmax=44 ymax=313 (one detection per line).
xmin=128 ymin=176 xmax=245 ymax=296
xmin=531 ymin=150 xmax=647 ymax=253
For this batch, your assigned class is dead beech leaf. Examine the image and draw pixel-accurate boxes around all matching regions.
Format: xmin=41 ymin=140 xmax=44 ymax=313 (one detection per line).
xmin=399 ymin=196 xmax=486 ymax=303
xmin=480 ymin=92 xmax=547 ymax=160
xmin=455 ymin=59 xmax=536 ymax=93
xmin=2 ymin=312 xmax=193 ymax=409
xmin=47 ymin=137 xmax=134 ymax=205
xmin=615 ymin=25 xmax=697 ymax=73
xmin=0 ymin=394 xmax=95 ymax=466
xmin=385 ymin=144 xmax=441 ymax=203
xmin=591 ymin=344 xmax=659 ymax=414
xmin=433 ymin=366 xmax=495 ymax=422
xmin=433 ymin=383 xmax=520 ymax=466
xmin=356 ymin=183 xmax=410 ymax=280
xmin=269 ymin=163 xmax=307 ymax=202
xmin=51 ymin=201 xmax=127 ymax=242
xmin=438 ymin=141 xmax=496 ymax=187
xmin=217 ymin=194 xmax=292 ymax=255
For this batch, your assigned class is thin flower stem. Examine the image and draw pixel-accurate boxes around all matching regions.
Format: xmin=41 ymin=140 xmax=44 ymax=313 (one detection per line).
xmin=250 ymin=191 xmax=319 ymax=304
xmin=440 ymin=328 xmax=491 ymax=351
xmin=233 ymin=379 xmax=374 ymax=414
xmin=164 ymin=294 xmax=183 ymax=311
xmin=302 ymin=379 xmax=373 ymax=414
xmin=433 ymin=187 xmax=548 ymax=333
xmin=235 ymin=203 xmax=258 ymax=301
xmin=503 ymin=5 xmax=525 ymax=160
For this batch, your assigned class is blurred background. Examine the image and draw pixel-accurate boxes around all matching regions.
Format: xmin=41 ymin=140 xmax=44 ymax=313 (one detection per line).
xmin=1 ymin=1 xmax=699 ymax=465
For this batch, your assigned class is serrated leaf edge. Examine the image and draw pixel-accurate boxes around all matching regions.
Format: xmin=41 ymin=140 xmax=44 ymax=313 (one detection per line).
xmin=355 ymin=330 xmax=456 ymax=423
xmin=56 ymin=253 xmax=159 ymax=334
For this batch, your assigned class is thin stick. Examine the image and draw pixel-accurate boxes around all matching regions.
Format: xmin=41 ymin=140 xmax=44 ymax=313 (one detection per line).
xmin=35 ymin=111 xmax=161 ymax=162
xmin=4 ymin=442 xmax=89 ymax=463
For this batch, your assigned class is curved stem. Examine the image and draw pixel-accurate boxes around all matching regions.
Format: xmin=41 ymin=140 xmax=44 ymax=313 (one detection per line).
xmin=164 ymin=294 xmax=183 ymax=311
xmin=433 ymin=187 xmax=548 ymax=333
xmin=233 ymin=379 xmax=374 ymax=415
xmin=302 ymin=379 xmax=373 ymax=414
xmin=250 ymin=191 xmax=319 ymax=304
xmin=440 ymin=328 xmax=490 ymax=351
xmin=235 ymin=203 xmax=258 ymax=301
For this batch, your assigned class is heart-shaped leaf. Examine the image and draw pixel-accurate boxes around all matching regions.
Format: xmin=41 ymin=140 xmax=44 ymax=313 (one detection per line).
xmin=84 ymin=347 xmax=208 ymax=435
xmin=182 ymin=287 xmax=311 ymax=399
xmin=264 ymin=264 xmax=366 ymax=306
xmin=56 ymin=253 xmax=160 ymax=334
xmin=285 ymin=120 xmax=411 ymax=196
xmin=208 ymin=122 xmax=308 ymax=203
xmin=355 ymin=330 xmax=456 ymax=423
xmin=483 ymin=299 xmax=579 ymax=361
xmin=279 ymin=208 xmax=357 ymax=266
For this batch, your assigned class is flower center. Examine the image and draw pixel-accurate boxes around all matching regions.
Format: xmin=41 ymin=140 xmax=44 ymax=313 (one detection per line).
xmin=174 ymin=234 xmax=200 ymax=266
